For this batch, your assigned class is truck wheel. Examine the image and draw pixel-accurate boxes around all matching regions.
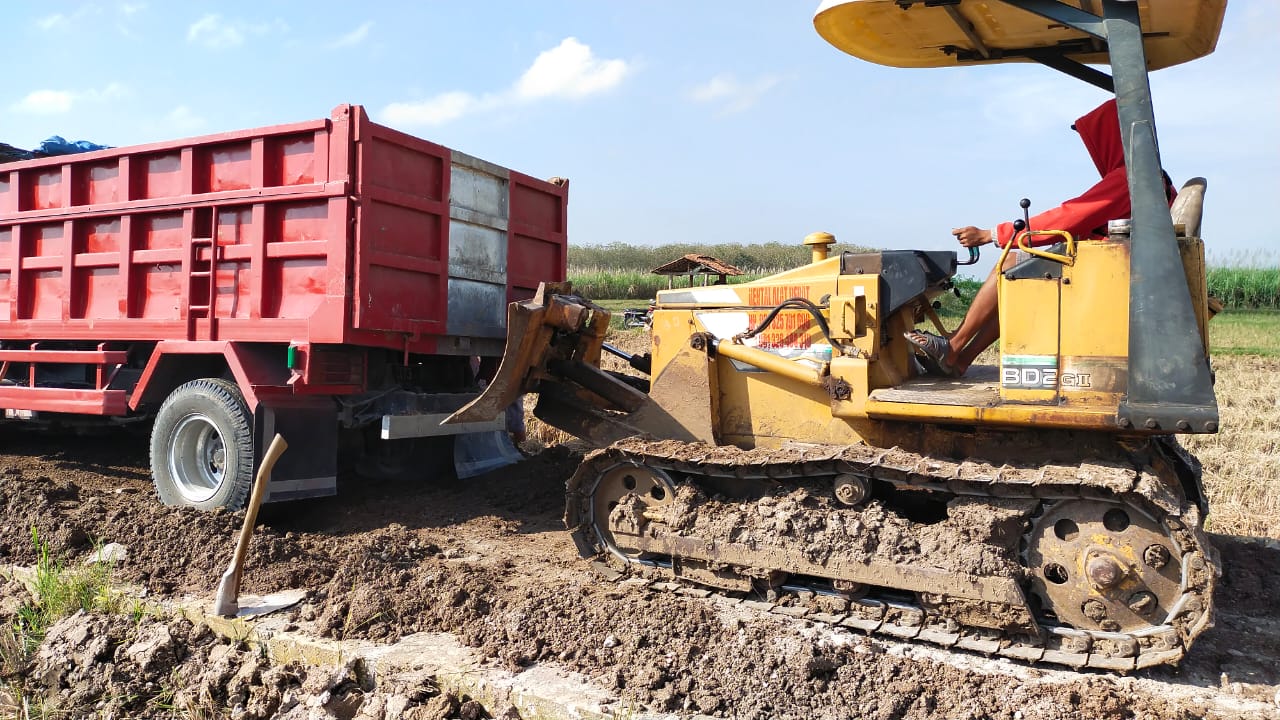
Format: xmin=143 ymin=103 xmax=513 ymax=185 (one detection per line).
xmin=150 ymin=378 xmax=255 ymax=510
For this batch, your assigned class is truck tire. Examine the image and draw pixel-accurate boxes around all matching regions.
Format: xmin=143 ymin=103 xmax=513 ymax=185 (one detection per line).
xmin=150 ymin=378 xmax=255 ymax=510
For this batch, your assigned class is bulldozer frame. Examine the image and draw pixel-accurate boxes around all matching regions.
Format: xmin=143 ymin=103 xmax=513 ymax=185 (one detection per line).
xmin=445 ymin=0 xmax=1226 ymax=670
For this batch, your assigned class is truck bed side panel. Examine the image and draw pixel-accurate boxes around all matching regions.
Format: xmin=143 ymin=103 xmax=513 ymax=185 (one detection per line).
xmin=0 ymin=105 xmax=568 ymax=356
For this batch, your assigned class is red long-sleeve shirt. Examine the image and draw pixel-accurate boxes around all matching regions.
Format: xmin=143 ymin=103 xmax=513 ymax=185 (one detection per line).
xmin=993 ymin=99 xmax=1172 ymax=248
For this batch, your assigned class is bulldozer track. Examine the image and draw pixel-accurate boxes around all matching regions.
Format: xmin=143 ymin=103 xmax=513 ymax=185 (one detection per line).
xmin=565 ymin=436 xmax=1218 ymax=671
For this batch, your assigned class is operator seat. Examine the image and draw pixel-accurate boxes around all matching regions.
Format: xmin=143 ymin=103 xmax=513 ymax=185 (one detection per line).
xmin=1171 ymin=177 xmax=1207 ymax=237
xmin=1169 ymin=177 xmax=1219 ymax=318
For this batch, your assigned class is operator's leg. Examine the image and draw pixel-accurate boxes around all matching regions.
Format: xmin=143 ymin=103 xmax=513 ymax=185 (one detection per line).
xmin=907 ymin=251 xmax=1017 ymax=374
xmin=944 ymin=251 xmax=1018 ymax=372
xmin=952 ymin=310 xmax=1000 ymax=373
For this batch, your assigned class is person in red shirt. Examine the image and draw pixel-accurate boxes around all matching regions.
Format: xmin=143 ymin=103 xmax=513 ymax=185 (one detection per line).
xmin=906 ymin=98 xmax=1171 ymax=377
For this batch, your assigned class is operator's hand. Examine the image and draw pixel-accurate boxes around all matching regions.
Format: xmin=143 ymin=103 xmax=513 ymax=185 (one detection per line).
xmin=952 ymin=226 xmax=992 ymax=248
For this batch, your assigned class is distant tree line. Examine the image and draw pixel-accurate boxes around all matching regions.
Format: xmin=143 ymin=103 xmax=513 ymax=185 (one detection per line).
xmin=567 ymin=242 xmax=1279 ymax=308
xmin=568 ymin=241 xmax=874 ymax=275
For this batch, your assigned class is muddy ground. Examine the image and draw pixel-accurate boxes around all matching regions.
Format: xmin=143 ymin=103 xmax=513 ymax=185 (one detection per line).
xmin=0 ymin=423 xmax=1277 ymax=720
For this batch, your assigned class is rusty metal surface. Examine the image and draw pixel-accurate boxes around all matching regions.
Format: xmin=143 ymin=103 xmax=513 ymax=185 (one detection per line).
xmin=642 ymin=335 xmax=719 ymax=444
xmin=444 ymin=302 xmax=546 ymax=425
xmin=1024 ymin=498 xmax=1184 ymax=634
xmin=550 ymin=360 xmax=647 ymax=413
xmin=445 ymin=283 xmax=611 ymax=427
xmin=533 ymin=383 xmax=638 ymax=447
xmin=871 ymin=364 xmax=1000 ymax=407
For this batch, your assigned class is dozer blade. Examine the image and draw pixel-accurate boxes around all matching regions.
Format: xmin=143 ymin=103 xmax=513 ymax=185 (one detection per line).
xmin=445 ymin=282 xmax=710 ymax=447
xmin=443 ymin=282 xmax=611 ymax=427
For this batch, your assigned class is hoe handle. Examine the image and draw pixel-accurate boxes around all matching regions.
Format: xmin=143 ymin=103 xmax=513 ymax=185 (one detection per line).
xmin=228 ymin=434 xmax=288 ymax=596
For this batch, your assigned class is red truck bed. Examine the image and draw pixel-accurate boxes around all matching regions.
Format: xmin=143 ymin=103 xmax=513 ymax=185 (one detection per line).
xmin=0 ymin=105 xmax=567 ymax=353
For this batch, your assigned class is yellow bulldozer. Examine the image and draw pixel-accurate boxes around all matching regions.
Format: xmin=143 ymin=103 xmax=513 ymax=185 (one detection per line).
xmin=448 ymin=0 xmax=1226 ymax=670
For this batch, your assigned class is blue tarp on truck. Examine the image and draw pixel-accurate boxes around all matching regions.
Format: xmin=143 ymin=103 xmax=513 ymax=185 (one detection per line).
xmin=1 ymin=136 xmax=111 ymax=163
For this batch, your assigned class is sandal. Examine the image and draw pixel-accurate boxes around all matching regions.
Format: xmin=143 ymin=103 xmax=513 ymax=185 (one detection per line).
xmin=904 ymin=331 xmax=960 ymax=378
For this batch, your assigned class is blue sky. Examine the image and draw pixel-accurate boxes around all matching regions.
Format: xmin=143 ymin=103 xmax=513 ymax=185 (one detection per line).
xmin=8 ymin=2 xmax=1277 ymax=276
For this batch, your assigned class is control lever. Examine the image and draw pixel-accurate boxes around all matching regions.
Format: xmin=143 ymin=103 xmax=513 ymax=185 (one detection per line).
xmin=1015 ymin=197 xmax=1031 ymax=235
xmin=958 ymin=196 xmax=1031 ymax=273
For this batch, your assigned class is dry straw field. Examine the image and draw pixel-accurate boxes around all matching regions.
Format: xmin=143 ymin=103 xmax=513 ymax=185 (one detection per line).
xmin=1182 ymin=347 xmax=1280 ymax=538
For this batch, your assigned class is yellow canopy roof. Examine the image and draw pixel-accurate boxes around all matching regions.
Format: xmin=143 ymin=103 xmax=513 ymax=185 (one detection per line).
xmin=814 ymin=0 xmax=1226 ymax=71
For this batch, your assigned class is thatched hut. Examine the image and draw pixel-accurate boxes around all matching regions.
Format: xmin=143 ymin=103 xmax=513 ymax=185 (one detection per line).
xmin=651 ymin=254 xmax=743 ymax=288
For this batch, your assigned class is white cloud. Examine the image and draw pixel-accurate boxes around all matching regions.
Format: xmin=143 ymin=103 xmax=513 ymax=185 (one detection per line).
xmin=382 ymin=37 xmax=629 ymax=128
xmin=13 ymin=90 xmax=75 ymax=115
xmin=165 ymin=105 xmax=206 ymax=133
xmin=515 ymin=37 xmax=629 ymax=100
xmin=689 ymin=76 xmax=736 ymax=103
xmin=188 ymin=14 xmax=243 ymax=48
xmin=87 ymin=83 xmax=128 ymax=102
xmin=37 ymin=13 xmax=69 ymax=30
xmin=10 ymin=83 xmax=130 ymax=115
xmin=976 ymin=76 xmax=1107 ymax=134
xmin=329 ymin=20 xmax=373 ymax=49
xmin=35 ymin=4 xmax=102 ymax=30
xmin=383 ymin=92 xmax=488 ymax=127
xmin=187 ymin=14 xmax=286 ymax=49
xmin=688 ymin=73 xmax=780 ymax=114
xmin=38 ymin=4 xmax=140 ymax=31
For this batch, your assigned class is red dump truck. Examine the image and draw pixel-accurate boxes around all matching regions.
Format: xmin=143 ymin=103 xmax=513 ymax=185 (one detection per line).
xmin=0 ymin=104 xmax=568 ymax=509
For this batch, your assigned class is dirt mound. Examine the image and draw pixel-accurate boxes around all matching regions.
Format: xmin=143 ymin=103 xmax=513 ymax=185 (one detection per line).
xmin=11 ymin=610 xmax=495 ymax=720
xmin=0 ymin=436 xmax=333 ymax=596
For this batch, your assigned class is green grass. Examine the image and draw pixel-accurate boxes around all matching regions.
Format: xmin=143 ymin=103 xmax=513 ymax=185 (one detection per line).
xmin=2 ymin=528 xmax=119 ymax=668
xmin=1207 ymin=310 xmax=1280 ymax=357
xmin=0 ymin=529 xmax=130 ymax=719
xmin=934 ymin=277 xmax=981 ymax=324
xmin=593 ymin=298 xmax=642 ymax=313
xmin=22 ymin=529 xmax=117 ymax=646
xmin=591 ymin=298 xmax=653 ymax=331
xmin=1207 ymin=266 xmax=1280 ymax=309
